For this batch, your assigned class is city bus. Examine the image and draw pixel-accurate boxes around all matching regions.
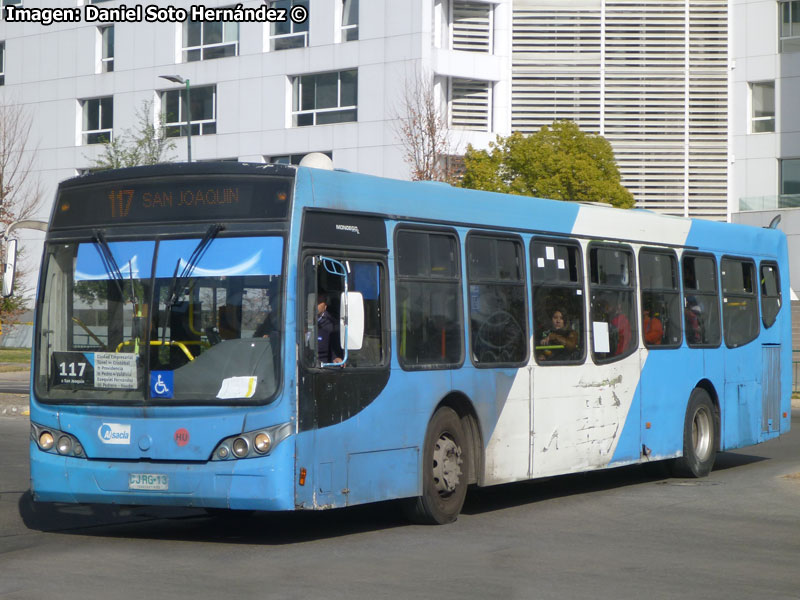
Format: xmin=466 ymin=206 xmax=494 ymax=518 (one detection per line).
xmin=17 ymin=157 xmax=791 ymax=524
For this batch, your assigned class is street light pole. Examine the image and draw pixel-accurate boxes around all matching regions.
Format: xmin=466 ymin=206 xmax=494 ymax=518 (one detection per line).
xmin=159 ymin=74 xmax=192 ymax=162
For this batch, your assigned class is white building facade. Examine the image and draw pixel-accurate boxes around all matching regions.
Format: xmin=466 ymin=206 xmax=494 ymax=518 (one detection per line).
xmin=0 ymin=0 xmax=737 ymax=292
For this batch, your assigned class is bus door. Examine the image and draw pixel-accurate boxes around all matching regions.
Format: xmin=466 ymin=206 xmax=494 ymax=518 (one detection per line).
xmin=294 ymin=212 xmax=393 ymax=509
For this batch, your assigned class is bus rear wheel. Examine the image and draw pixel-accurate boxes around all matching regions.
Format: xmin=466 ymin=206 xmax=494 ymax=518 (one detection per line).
xmin=671 ymin=388 xmax=717 ymax=478
xmin=405 ymin=407 xmax=468 ymax=525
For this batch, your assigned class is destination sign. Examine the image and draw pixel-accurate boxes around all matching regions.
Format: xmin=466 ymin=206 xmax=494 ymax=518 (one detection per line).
xmin=51 ymin=176 xmax=293 ymax=229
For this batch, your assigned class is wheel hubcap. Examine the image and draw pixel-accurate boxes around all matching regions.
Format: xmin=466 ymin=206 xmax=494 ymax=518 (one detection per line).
xmin=692 ymin=406 xmax=713 ymax=461
xmin=432 ymin=433 xmax=463 ymax=496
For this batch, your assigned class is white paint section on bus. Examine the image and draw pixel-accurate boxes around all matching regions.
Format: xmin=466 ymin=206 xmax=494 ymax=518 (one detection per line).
xmin=572 ymin=205 xmax=693 ymax=247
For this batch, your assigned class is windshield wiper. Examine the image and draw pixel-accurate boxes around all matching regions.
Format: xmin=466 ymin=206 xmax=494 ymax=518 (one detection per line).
xmin=162 ymin=223 xmax=225 ymax=341
xmin=93 ymin=229 xmax=126 ymax=301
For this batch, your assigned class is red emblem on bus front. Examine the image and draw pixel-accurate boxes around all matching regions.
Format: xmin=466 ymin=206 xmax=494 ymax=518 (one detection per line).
xmin=174 ymin=428 xmax=190 ymax=447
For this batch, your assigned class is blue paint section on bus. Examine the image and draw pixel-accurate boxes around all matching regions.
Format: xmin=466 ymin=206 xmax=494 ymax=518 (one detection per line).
xmin=301 ymin=167 xmax=583 ymax=237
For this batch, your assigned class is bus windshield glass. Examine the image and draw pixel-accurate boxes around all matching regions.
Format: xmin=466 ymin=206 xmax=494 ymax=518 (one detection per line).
xmin=36 ymin=235 xmax=284 ymax=405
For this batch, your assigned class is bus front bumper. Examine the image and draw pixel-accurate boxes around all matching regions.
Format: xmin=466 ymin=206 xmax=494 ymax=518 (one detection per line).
xmin=29 ymin=437 xmax=296 ymax=511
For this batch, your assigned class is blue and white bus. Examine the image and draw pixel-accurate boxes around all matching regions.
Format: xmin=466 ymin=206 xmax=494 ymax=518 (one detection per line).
xmin=20 ymin=157 xmax=790 ymax=524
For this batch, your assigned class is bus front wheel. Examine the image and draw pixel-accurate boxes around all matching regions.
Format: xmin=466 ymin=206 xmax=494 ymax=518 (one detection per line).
xmin=405 ymin=407 xmax=468 ymax=525
xmin=671 ymin=388 xmax=717 ymax=478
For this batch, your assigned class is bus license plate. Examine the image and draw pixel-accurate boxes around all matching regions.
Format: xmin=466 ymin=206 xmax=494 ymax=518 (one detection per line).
xmin=129 ymin=473 xmax=168 ymax=491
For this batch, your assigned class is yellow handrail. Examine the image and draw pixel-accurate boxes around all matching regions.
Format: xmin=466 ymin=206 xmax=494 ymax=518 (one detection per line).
xmin=115 ymin=339 xmax=196 ymax=361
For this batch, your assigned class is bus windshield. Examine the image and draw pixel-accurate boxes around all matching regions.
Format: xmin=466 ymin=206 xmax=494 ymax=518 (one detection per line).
xmin=36 ymin=234 xmax=284 ymax=405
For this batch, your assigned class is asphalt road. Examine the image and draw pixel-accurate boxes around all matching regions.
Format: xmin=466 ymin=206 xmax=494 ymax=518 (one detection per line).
xmin=2 ymin=413 xmax=800 ymax=600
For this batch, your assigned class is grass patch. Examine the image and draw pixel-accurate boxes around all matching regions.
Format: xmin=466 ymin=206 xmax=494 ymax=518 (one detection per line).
xmin=0 ymin=347 xmax=31 ymax=365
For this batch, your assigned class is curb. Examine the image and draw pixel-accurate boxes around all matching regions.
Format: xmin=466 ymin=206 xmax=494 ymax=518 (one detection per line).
xmin=0 ymin=404 xmax=29 ymax=417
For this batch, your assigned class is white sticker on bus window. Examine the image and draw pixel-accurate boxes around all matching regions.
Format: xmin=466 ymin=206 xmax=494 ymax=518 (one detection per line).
xmin=217 ymin=376 xmax=257 ymax=399
xmin=537 ymin=258 xmax=545 ymax=268
xmin=557 ymin=259 xmax=565 ymax=270
xmin=593 ymin=322 xmax=610 ymax=353
xmin=94 ymin=352 xmax=137 ymax=389
xmin=546 ymin=246 xmax=555 ymax=260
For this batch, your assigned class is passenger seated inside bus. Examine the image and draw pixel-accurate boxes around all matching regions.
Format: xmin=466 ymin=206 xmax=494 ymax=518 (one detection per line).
xmin=596 ymin=295 xmax=633 ymax=357
xmin=685 ymin=297 xmax=703 ymax=344
xmin=537 ymin=307 xmax=579 ymax=361
xmin=642 ymin=304 xmax=664 ymax=345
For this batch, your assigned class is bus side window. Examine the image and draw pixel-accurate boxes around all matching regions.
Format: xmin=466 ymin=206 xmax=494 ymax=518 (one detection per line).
xmin=395 ymin=228 xmax=463 ymax=369
xmin=721 ymin=257 xmax=759 ymax=348
xmin=760 ymin=262 xmax=781 ymax=328
xmin=467 ymin=233 xmax=528 ymax=366
xmin=682 ymin=254 xmax=721 ymax=347
xmin=589 ymin=244 xmax=637 ymax=362
xmin=531 ymin=239 xmax=585 ymax=365
xmin=639 ymin=249 xmax=682 ymax=348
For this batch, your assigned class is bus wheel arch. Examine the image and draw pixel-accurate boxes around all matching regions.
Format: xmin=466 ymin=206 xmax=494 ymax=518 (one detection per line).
xmin=671 ymin=383 xmax=719 ymax=478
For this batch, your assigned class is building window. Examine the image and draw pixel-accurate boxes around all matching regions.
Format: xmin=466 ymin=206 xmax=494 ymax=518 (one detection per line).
xmin=267 ymin=151 xmax=332 ymax=165
xmin=81 ymin=97 xmax=113 ymax=145
xmin=161 ymin=85 xmax=216 ymax=136
xmin=780 ymin=1 xmax=800 ymax=52
xmin=0 ymin=42 xmax=5 ymax=86
xmin=750 ymin=81 xmax=775 ymax=133
xmin=467 ymin=233 xmax=528 ymax=366
xmin=450 ymin=78 xmax=492 ymax=131
xmin=780 ymin=158 xmax=800 ymax=195
xmin=395 ymin=228 xmax=464 ymax=369
xmin=341 ymin=0 xmax=358 ymax=41
xmin=98 ymin=25 xmax=114 ymax=73
xmin=183 ymin=17 xmax=238 ymax=61
xmin=270 ymin=0 xmax=309 ymax=50
xmin=2 ymin=0 xmax=22 ymax=6
xmin=292 ymin=70 xmax=357 ymax=127
xmin=452 ymin=1 xmax=493 ymax=53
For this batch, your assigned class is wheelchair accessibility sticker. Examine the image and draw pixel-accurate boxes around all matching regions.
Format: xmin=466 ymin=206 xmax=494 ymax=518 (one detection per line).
xmin=150 ymin=371 xmax=174 ymax=398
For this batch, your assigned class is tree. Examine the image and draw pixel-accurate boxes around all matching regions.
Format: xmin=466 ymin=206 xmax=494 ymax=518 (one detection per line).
xmin=91 ymin=100 xmax=175 ymax=170
xmin=460 ymin=120 xmax=634 ymax=208
xmin=393 ymin=71 xmax=456 ymax=182
xmin=0 ymin=101 xmax=44 ymax=324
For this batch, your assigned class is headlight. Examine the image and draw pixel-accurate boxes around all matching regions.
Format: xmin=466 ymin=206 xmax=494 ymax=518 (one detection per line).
xmin=254 ymin=433 xmax=272 ymax=454
xmin=31 ymin=423 xmax=85 ymax=458
xmin=210 ymin=422 xmax=292 ymax=461
xmin=57 ymin=436 xmax=72 ymax=455
xmin=232 ymin=437 xmax=249 ymax=458
xmin=38 ymin=431 xmax=54 ymax=451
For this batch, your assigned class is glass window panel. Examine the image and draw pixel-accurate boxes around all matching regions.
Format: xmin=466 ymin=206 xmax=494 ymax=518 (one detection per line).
xmin=223 ymin=22 xmax=238 ymax=42
xmin=315 ymin=72 xmax=339 ymax=109
xmin=639 ymin=252 xmax=677 ymax=290
xmin=83 ymin=99 xmax=98 ymax=131
xmin=396 ymin=231 xmax=427 ymax=277
xmin=397 ymin=280 xmax=462 ymax=367
xmin=752 ymin=82 xmax=774 ymax=118
xmin=300 ymin=75 xmax=315 ymax=111
xmin=467 ymin=236 xmax=494 ymax=281
xmin=343 ymin=0 xmax=358 ymax=26
xmin=100 ymin=97 xmax=113 ymax=129
xmin=429 ymin=234 xmax=457 ymax=278
xmin=781 ymin=159 xmax=800 ymax=194
xmin=203 ymin=21 xmax=223 ymax=45
xmin=340 ymin=70 xmax=357 ymax=106
xmin=185 ymin=21 xmax=201 ymax=47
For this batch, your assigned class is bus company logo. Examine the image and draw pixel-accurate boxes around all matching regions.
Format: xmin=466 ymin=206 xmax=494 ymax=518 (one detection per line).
xmin=97 ymin=423 xmax=132 ymax=445
xmin=335 ymin=224 xmax=360 ymax=235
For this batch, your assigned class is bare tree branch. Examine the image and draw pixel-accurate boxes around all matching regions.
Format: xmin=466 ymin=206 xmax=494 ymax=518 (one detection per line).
xmin=393 ymin=70 xmax=456 ymax=182
xmin=0 ymin=100 xmax=44 ymax=322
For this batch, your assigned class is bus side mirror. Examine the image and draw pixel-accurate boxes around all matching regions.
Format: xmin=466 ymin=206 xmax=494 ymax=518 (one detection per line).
xmin=3 ymin=238 xmax=18 ymax=297
xmin=340 ymin=291 xmax=364 ymax=351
